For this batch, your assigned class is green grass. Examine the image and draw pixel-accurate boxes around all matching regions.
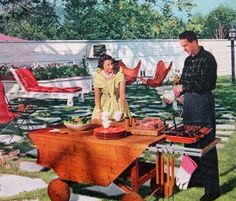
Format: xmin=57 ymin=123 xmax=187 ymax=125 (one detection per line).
xmin=0 ymin=76 xmax=236 ymax=201
xmin=215 ymin=77 xmax=236 ymax=117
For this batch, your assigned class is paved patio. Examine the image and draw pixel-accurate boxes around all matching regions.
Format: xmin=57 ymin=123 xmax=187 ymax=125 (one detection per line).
xmin=0 ymin=84 xmax=235 ymax=200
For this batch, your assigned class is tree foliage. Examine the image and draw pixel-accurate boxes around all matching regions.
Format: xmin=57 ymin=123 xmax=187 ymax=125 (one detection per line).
xmin=204 ymin=5 xmax=236 ymax=39
xmin=0 ymin=0 xmax=60 ymax=40
xmin=63 ymin=0 xmax=161 ymax=39
xmin=184 ymin=5 xmax=236 ymax=39
xmin=62 ymin=0 xmax=194 ymax=39
xmin=0 ymin=1 xmax=236 ymax=40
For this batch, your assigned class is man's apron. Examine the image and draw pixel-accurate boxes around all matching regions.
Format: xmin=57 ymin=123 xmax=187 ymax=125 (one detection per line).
xmin=183 ymin=91 xmax=220 ymax=194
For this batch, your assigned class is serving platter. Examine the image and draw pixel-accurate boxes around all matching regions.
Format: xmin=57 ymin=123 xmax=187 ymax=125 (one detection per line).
xmin=94 ymin=126 xmax=127 ymax=140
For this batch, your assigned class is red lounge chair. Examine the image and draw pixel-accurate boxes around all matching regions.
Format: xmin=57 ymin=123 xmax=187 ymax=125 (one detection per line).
xmin=118 ymin=60 xmax=141 ymax=85
xmin=0 ymin=81 xmax=21 ymax=135
xmin=10 ymin=67 xmax=84 ymax=106
xmin=140 ymin=60 xmax=173 ymax=88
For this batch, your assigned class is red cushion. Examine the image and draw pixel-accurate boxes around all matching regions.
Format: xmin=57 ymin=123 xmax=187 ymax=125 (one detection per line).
xmin=0 ymin=113 xmax=18 ymax=124
xmin=146 ymin=61 xmax=173 ymax=88
xmin=27 ymin=86 xmax=82 ymax=93
xmin=0 ymin=81 xmax=19 ymax=123
xmin=15 ymin=68 xmax=38 ymax=91
xmin=15 ymin=68 xmax=82 ymax=93
xmin=62 ymin=87 xmax=82 ymax=93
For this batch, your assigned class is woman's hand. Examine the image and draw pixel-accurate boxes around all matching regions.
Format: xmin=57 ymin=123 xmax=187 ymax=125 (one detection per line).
xmin=96 ymin=108 xmax=102 ymax=120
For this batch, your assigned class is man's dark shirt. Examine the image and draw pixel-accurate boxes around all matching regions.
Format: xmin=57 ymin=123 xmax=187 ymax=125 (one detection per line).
xmin=180 ymin=46 xmax=217 ymax=94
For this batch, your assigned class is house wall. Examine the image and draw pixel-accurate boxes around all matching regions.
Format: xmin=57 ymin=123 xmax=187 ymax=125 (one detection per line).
xmin=0 ymin=39 xmax=232 ymax=77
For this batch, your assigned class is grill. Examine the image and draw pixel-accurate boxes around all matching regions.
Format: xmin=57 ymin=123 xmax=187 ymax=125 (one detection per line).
xmin=161 ymin=123 xmax=212 ymax=144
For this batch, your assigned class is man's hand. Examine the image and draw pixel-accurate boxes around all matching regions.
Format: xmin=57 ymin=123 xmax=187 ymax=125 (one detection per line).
xmin=173 ymin=84 xmax=183 ymax=97
xmin=176 ymin=95 xmax=184 ymax=104
xmin=161 ymin=90 xmax=175 ymax=104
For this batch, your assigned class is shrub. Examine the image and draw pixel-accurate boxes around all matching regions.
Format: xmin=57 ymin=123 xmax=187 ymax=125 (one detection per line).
xmin=33 ymin=58 xmax=90 ymax=80
xmin=0 ymin=57 xmax=90 ymax=81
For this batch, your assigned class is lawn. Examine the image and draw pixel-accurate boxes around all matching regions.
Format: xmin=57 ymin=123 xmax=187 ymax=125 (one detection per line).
xmin=0 ymin=76 xmax=235 ymax=201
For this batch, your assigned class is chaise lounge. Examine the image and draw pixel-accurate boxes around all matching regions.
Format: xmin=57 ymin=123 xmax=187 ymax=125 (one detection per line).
xmin=9 ymin=67 xmax=84 ymax=106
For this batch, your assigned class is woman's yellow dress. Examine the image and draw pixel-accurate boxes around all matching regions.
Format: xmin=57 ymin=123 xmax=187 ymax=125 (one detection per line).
xmin=92 ymin=68 xmax=131 ymax=119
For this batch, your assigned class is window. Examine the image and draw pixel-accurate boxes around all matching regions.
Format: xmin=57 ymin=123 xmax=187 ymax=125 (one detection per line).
xmin=93 ymin=44 xmax=106 ymax=57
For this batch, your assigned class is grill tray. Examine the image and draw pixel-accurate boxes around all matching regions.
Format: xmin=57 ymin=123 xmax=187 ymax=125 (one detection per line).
xmin=162 ymin=125 xmax=212 ymax=144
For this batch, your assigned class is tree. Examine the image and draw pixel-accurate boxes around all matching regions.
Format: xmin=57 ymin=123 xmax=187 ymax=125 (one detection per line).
xmin=0 ymin=0 xmax=196 ymax=40
xmin=62 ymin=0 xmax=195 ymax=40
xmin=1 ymin=0 xmax=61 ymax=40
xmin=185 ymin=13 xmax=206 ymax=38
xmin=204 ymin=5 xmax=236 ymax=39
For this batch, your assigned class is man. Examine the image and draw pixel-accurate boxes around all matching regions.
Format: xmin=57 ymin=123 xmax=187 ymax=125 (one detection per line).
xmin=174 ymin=31 xmax=221 ymax=201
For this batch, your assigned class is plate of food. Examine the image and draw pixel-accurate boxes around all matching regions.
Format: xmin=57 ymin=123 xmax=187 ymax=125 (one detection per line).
xmin=64 ymin=116 xmax=91 ymax=131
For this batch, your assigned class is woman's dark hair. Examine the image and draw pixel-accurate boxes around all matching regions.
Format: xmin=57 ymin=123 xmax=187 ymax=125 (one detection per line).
xmin=179 ymin=31 xmax=198 ymax=43
xmin=98 ymin=54 xmax=119 ymax=73
xmin=98 ymin=54 xmax=113 ymax=69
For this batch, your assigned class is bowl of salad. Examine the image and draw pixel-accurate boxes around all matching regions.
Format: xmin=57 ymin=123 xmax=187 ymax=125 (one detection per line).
xmin=64 ymin=116 xmax=91 ymax=131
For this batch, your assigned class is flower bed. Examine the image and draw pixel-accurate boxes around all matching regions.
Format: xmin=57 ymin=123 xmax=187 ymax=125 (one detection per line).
xmin=32 ymin=58 xmax=90 ymax=80
xmin=0 ymin=57 xmax=90 ymax=81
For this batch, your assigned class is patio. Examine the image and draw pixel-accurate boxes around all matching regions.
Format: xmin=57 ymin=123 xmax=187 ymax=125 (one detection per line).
xmin=0 ymin=80 xmax=235 ymax=201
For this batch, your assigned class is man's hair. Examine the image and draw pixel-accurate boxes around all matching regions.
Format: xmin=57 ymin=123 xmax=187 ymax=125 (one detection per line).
xmin=179 ymin=31 xmax=198 ymax=42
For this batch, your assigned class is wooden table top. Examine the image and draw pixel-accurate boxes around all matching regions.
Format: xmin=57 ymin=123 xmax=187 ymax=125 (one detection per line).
xmin=28 ymin=122 xmax=165 ymax=186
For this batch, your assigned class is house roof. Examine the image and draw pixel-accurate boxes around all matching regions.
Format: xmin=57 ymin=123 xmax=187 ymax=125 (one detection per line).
xmin=0 ymin=33 xmax=27 ymax=42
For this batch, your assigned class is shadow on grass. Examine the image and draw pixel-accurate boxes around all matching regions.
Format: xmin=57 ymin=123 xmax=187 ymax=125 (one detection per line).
xmin=71 ymin=183 xmax=123 ymax=200
xmin=220 ymin=176 xmax=236 ymax=196
xmin=220 ymin=164 xmax=236 ymax=177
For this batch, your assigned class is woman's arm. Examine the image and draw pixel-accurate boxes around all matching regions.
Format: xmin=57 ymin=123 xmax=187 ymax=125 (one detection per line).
xmin=94 ymin=88 xmax=102 ymax=118
xmin=119 ymin=80 xmax=126 ymax=113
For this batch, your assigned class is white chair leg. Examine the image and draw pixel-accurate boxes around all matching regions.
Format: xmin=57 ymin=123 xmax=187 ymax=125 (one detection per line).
xmin=67 ymin=97 xmax=74 ymax=106
xmin=80 ymin=93 xmax=84 ymax=102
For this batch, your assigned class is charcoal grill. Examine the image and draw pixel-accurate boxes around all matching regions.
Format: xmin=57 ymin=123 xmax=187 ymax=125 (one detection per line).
xmin=161 ymin=122 xmax=212 ymax=144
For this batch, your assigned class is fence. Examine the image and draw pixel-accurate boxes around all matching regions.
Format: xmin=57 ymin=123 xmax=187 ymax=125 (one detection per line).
xmin=0 ymin=39 xmax=232 ymax=76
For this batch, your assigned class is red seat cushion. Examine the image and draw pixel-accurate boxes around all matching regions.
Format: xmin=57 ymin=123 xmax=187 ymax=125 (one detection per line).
xmin=27 ymin=86 xmax=82 ymax=93
xmin=15 ymin=68 xmax=38 ymax=91
xmin=15 ymin=68 xmax=82 ymax=93
xmin=0 ymin=114 xmax=18 ymax=124
xmin=146 ymin=61 xmax=173 ymax=88
xmin=119 ymin=60 xmax=141 ymax=85
xmin=0 ymin=81 xmax=19 ymax=124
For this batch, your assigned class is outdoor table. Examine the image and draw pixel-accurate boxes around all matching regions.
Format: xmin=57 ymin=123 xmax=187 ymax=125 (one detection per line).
xmin=28 ymin=121 xmax=166 ymax=201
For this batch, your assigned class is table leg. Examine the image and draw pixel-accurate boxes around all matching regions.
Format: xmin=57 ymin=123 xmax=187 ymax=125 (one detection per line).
xmin=155 ymin=152 xmax=164 ymax=195
xmin=166 ymin=153 xmax=170 ymax=197
xmin=48 ymin=178 xmax=70 ymax=201
xmin=171 ymin=154 xmax=175 ymax=190
xmin=155 ymin=152 xmax=175 ymax=198
xmin=130 ymin=160 xmax=139 ymax=192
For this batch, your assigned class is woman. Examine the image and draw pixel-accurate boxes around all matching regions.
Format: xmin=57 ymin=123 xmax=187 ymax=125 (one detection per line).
xmin=92 ymin=54 xmax=131 ymax=120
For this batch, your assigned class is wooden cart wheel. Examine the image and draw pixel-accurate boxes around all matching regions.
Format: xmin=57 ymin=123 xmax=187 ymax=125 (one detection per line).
xmin=121 ymin=192 xmax=144 ymax=201
xmin=48 ymin=178 xmax=70 ymax=201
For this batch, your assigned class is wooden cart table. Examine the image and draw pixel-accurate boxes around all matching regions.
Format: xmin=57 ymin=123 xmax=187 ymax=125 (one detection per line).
xmin=28 ymin=123 xmax=165 ymax=201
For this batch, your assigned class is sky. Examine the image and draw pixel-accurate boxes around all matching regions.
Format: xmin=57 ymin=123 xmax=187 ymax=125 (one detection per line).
xmin=192 ymin=0 xmax=236 ymax=15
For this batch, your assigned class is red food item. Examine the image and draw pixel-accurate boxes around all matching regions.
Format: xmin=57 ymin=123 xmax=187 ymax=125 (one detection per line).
xmin=139 ymin=117 xmax=164 ymax=129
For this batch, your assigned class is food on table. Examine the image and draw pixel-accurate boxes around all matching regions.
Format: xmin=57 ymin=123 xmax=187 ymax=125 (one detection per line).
xmin=64 ymin=116 xmax=89 ymax=125
xmin=138 ymin=117 xmax=164 ymax=129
